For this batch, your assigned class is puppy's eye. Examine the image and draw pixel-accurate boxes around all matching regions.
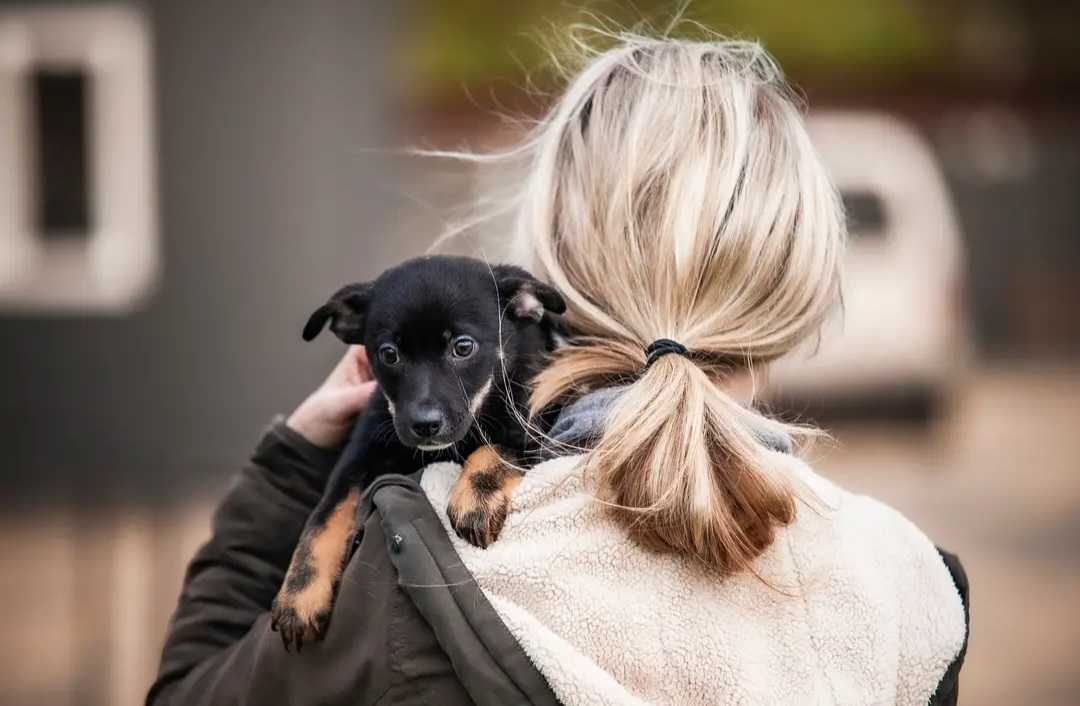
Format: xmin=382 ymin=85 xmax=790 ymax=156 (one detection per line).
xmin=451 ymin=335 xmax=477 ymax=359
xmin=378 ymin=343 xmax=400 ymax=367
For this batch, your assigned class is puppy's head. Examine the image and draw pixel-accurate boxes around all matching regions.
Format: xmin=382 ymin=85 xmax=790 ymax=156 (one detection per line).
xmin=303 ymin=256 xmax=564 ymax=450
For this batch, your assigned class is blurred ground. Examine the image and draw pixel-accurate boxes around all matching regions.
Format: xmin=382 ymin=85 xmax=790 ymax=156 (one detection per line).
xmin=814 ymin=365 xmax=1080 ymax=705
xmin=2 ymin=363 xmax=1077 ymax=705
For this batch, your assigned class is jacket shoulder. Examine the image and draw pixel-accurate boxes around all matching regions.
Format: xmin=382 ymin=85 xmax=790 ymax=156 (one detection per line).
xmin=784 ymin=458 xmax=968 ymax=706
xmin=363 ymin=473 xmax=559 ymax=706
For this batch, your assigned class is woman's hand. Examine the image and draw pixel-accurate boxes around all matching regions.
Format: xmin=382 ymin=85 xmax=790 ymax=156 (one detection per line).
xmin=287 ymin=346 xmax=378 ymax=448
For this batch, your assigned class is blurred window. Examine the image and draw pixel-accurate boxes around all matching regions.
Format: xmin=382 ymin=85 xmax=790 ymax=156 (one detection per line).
xmin=0 ymin=7 xmax=157 ymax=313
xmin=34 ymin=69 xmax=92 ymax=237
xmin=842 ymin=190 xmax=887 ymax=238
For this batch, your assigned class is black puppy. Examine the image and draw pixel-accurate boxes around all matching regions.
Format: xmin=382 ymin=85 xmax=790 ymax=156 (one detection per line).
xmin=270 ymin=255 xmax=564 ymax=650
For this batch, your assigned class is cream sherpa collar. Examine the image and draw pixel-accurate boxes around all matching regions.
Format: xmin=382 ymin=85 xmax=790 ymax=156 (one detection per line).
xmin=422 ymin=412 xmax=966 ymax=705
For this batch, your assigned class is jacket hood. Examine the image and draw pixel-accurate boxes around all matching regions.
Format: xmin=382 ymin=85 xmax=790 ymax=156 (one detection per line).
xmin=540 ymin=386 xmax=793 ymax=459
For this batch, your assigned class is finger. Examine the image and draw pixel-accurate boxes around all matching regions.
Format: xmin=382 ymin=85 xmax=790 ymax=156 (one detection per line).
xmin=349 ymin=346 xmax=374 ymax=382
xmin=332 ymin=380 xmax=378 ymax=416
xmin=324 ymin=346 xmax=368 ymax=388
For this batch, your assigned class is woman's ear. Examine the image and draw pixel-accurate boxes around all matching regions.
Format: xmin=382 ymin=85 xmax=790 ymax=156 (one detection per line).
xmin=302 ymin=282 xmax=372 ymax=343
xmin=494 ymin=266 xmax=567 ymax=322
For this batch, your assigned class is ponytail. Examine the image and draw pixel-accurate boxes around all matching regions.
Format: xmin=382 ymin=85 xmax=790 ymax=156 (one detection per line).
xmin=531 ymin=343 xmax=800 ymax=573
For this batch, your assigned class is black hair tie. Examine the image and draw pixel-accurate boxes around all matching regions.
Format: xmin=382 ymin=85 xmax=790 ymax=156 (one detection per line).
xmin=644 ymin=338 xmax=689 ymax=368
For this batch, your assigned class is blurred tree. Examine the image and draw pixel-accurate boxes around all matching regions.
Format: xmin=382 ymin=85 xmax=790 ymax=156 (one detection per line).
xmin=405 ymin=0 xmax=1079 ymax=106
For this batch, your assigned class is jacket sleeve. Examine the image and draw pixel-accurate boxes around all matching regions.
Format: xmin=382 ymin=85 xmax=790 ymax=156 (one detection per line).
xmin=146 ymin=418 xmax=340 ymax=706
xmin=929 ymin=548 xmax=970 ymax=706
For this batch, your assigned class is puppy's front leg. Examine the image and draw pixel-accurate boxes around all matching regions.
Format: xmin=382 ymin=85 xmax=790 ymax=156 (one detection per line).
xmin=271 ymin=474 xmax=359 ymax=651
xmin=447 ymin=445 xmax=523 ymax=548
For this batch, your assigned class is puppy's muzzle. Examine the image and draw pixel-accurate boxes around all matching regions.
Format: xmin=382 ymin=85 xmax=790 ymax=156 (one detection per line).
xmin=410 ymin=406 xmax=446 ymax=440
xmin=400 ymin=405 xmax=457 ymax=450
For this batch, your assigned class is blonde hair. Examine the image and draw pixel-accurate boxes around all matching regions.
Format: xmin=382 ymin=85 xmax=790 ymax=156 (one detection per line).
xmin=439 ymin=33 xmax=845 ymax=574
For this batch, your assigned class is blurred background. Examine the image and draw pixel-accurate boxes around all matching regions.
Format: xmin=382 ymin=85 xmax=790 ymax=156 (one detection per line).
xmin=1 ymin=1 xmax=1077 ymax=704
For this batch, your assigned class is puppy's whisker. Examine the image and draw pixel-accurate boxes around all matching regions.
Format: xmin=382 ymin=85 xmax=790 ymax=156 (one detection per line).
xmin=482 ymin=262 xmax=546 ymax=453
xmin=478 ymin=266 xmax=555 ymax=453
xmin=451 ymin=365 xmax=532 ymax=475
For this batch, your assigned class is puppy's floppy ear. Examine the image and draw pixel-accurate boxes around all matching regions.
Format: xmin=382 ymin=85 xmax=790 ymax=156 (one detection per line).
xmin=493 ymin=265 xmax=566 ymax=323
xmin=302 ymin=282 xmax=372 ymax=343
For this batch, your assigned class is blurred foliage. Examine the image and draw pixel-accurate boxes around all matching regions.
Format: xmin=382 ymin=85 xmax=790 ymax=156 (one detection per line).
xmin=405 ymin=0 xmax=1079 ymax=101
xmin=408 ymin=0 xmax=938 ymax=93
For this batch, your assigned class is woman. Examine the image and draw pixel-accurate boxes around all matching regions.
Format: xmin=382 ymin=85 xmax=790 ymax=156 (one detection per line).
xmin=148 ymin=35 xmax=968 ymax=706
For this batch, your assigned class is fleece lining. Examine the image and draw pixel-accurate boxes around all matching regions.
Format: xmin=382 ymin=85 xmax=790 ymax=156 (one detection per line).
xmin=420 ymin=452 xmax=966 ymax=706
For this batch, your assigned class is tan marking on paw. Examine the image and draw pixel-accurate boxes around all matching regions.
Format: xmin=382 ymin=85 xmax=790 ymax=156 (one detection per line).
xmin=448 ymin=445 xmax=502 ymax=515
xmin=448 ymin=445 xmax=522 ymax=547
xmin=278 ymin=486 xmax=359 ymax=634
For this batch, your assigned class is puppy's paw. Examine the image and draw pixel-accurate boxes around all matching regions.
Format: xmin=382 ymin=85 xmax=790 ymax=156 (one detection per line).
xmin=448 ymin=446 xmax=524 ymax=549
xmin=448 ymin=493 xmax=511 ymax=549
xmin=270 ymin=581 xmax=332 ymax=652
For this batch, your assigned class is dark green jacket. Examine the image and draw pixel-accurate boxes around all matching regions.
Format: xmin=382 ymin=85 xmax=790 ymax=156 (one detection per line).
xmin=147 ymin=420 xmax=556 ymax=706
xmin=147 ymin=421 xmax=967 ymax=706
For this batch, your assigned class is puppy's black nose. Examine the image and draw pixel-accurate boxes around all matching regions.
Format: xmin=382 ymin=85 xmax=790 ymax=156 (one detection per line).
xmin=410 ymin=408 xmax=445 ymax=439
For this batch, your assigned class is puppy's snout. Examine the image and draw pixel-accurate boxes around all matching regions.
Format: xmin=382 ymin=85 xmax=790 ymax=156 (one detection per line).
xmin=410 ymin=407 xmax=446 ymax=439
